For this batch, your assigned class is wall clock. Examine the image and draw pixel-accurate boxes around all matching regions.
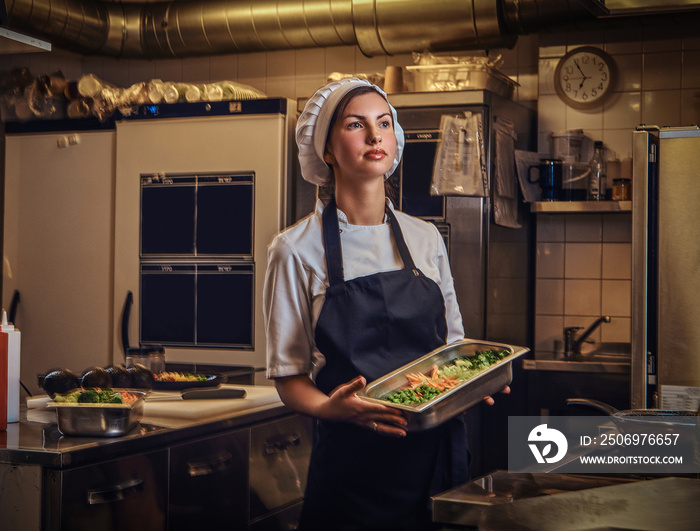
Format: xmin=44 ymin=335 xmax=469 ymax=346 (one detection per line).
xmin=554 ymin=46 xmax=617 ymax=109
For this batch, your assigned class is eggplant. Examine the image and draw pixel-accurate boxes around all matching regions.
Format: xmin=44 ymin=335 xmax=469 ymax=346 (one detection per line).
xmin=128 ymin=364 xmax=155 ymax=390
xmin=81 ymin=367 xmax=112 ymax=389
xmin=105 ymin=365 xmax=132 ymax=388
xmin=42 ymin=368 xmax=80 ymax=397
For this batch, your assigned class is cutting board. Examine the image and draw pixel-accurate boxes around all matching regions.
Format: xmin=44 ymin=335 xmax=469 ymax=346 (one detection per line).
xmin=143 ymin=384 xmax=282 ymax=423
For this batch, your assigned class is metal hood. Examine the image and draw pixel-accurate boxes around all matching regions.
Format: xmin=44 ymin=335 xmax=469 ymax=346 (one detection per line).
xmin=4 ymin=0 xmax=700 ymax=58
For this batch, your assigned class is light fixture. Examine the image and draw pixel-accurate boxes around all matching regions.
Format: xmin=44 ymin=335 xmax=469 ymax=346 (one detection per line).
xmin=0 ymin=26 xmax=51 ymax=54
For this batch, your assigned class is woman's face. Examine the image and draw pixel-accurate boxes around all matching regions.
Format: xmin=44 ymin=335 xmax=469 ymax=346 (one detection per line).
xmin=323 ymin=91 xmax=397 ymax=185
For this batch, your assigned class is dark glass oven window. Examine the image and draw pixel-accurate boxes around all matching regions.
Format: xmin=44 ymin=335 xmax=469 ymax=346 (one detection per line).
xmin=196 ymin=180 xmax=253 ymax=256
xmin=400 ymin=142 xmax=444 ymax=218
xmin=140 ymin=265 xmax=196 ymax=344
xmin=197 ymin=265 xmax=254 ymax=347
xmin=141 ymin=184 xmax=196 ymax=255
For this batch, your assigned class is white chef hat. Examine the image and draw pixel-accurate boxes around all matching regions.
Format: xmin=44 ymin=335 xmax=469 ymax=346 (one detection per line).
xmin=296 ymin=77 xmax=405 ymax=186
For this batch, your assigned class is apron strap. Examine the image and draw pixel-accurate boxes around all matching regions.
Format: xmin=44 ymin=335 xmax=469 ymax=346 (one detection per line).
xmin=322 ymin=197 xmax=417 ymax=286
xmin=385 ymin=206 xmax=417 ymax=271
xmin=322 ymin=196 xmax=345 ymax=286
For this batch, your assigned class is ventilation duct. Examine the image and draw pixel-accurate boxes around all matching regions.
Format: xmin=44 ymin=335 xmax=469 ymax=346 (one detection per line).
xmin=1 ymin=0 xmax=608 ymax=58
xmin=4 ymin=0 xmax=695 ymax=59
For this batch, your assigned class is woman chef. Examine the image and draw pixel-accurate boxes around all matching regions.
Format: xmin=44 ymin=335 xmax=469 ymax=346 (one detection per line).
xmin=263 ymin=78 xmax=505 ymax=531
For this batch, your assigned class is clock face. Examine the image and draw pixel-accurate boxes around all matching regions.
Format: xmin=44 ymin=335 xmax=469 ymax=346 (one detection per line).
xmin=555 ymin=47 xmax=616 ymax=109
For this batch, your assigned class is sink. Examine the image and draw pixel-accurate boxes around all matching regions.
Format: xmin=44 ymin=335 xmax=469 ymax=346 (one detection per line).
xmin=522 ymin=343 xmax=631 ymax=373
xmin=565 ymin=342 xmax=631 ymax=364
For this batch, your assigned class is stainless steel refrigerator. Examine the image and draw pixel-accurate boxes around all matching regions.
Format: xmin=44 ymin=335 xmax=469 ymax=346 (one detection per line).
xmin=631 ymin=126 xmax=700 ymax=410
xmin=387 ymin=90 xmax=536 ymax=347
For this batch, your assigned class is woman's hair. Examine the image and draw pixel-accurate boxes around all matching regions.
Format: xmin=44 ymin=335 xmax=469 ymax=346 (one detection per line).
xmin=321 ymin=85 xmax=398 ymax=204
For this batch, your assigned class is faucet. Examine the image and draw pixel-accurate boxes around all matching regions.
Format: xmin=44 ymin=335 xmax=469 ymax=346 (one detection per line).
xmin=563 ymin=316 xmax=611 ymax=358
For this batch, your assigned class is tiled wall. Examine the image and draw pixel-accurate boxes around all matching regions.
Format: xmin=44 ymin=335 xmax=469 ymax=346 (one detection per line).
xmin=535 ymin=213 xmax=632 ymax=358
xmin=532 ymin=22 xmax=698 ymax=358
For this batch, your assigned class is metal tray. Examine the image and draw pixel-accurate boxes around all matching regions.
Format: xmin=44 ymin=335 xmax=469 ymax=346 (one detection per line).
xmin=47 ymin=390 xmax=147 ymax=437
xmin=359 ymin=339 xmax=529 ymax=431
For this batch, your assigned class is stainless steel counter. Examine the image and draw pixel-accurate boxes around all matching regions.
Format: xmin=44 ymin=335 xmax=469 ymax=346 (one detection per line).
xmin=432 ymin=471 xmax=700 ymax=530
xmin=1 ymin=387 xmax=309 ymax=531
xmin=1 ymin=386 xmax=288 ymax=468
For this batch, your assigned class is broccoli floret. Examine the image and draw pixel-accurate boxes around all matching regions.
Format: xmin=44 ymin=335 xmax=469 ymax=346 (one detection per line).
xmin=93 ymin=388 xmax=125 ymax=404
xmin=77 ymin=389 xmax=100 ymax=403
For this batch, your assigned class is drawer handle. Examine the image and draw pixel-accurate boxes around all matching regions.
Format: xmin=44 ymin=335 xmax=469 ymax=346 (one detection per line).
xmin=187 ymin=452 xmax=233 ymax=477
xmin=87 ymin=478 xmax=144 ymax=505
xmin=264 ymin=433 xmax=301 ymax=455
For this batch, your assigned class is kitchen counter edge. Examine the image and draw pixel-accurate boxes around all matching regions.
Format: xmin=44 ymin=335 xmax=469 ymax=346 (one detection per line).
xmin=0 ymin=398 xmax=292 ymax=468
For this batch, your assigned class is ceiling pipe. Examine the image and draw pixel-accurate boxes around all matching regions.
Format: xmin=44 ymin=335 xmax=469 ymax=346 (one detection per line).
xmin=5 ymin=0 xmax=684 ymax=59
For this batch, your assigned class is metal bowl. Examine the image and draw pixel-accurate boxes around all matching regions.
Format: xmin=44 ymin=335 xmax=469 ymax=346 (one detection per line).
xmin=47 ymin=390 xmax=147 ymax=437
xmin=359 ymin=339 xmax=529 ymax=431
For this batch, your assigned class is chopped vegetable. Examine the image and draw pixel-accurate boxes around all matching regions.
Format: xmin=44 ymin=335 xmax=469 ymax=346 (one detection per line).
xmin=154 ymin=371 xmax=208 ymax=382
xmin=383 ymin=349 xmax=510 ymax=405
xmin=98 ymin=389 xmax=125 ymax=404
xmin=77 ymin=389 xmax=100 ymax=403
xmin=53 ymin=388 xmax=130 ymax=405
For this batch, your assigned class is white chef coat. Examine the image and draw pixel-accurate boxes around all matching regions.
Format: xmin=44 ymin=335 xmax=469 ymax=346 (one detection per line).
xmin=263 ymin=198 xmax=464 ymax=380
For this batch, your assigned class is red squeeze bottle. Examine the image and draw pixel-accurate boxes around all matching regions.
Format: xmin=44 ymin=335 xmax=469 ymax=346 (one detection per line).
xmin=0 ymin=329 xmax=7 ymax=431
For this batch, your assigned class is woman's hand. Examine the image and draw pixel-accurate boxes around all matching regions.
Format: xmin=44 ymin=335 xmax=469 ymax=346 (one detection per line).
xmin=274 ymin=374 xmax=407 ymax=438
xmin=482 ymin=385 xmax=511 ymax=406
xmin=325 ymin=376 xmax=407 ymax=437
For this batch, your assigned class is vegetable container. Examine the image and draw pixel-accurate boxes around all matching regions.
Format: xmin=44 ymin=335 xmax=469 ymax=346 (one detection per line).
xmin=359 ymin=339 xmax=529 ymax=431
xmin=47 ymin=390 xmax=147 ymax=437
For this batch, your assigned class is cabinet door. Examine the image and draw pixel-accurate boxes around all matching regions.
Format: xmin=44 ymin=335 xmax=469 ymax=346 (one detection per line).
xmin=249 ymin=416 xmax=313 ymax=520
xmin=47 ymin=450 xmax=168 ymax=531
xmin=168 ymin=429 xmax=249 ymax=530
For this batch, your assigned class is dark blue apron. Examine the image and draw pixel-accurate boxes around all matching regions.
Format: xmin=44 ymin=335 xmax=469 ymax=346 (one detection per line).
xmin=299 ymin=198 xmax=469 ymax=531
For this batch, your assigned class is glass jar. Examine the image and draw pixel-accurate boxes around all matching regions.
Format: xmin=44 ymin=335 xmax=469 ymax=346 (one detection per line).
xmin=125 ymin=349 xmax=150 ymax=369
xmin=125 ymin=344 xmax=165 ymax=372
xmin=612 ymin=178 xmax=631 ymax=201
xmin=149 ymin=349 xmax=165 ymax=374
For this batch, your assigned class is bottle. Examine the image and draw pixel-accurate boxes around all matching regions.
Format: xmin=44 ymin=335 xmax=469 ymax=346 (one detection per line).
xmin=588 ymin=141 xmax=606 ymax=201
xmin=1 ymin=310 xmax=21 ymax=423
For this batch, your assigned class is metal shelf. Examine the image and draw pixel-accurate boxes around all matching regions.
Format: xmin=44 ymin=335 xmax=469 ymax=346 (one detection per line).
xmin=530 ymin=201 xmax=631 ymax=213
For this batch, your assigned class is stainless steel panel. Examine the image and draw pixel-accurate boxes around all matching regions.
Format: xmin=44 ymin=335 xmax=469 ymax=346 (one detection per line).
xmin=249 ymin=501 xmax=303 ymax=531
xmin=168 ymin=429 xmax=249 ymax=530
xmin=433 ymin=471 xmax=699 ymax=530
xmin=432 ymin=470 xmax=635 ymax=528
xmin=656 ymin=131 xmax=700 ymax=389
xmin=249 ymin=415 xmax=313 ymax=519
xmin=47 ymin=450 xmax=168 ymax=531
xmin=631 ymin=130 xmax=653 ymax=409
xmin=359 ymin=339 xmax=529 ymax=431
xmin=632 ymin=128 xmax=700 ymax=409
